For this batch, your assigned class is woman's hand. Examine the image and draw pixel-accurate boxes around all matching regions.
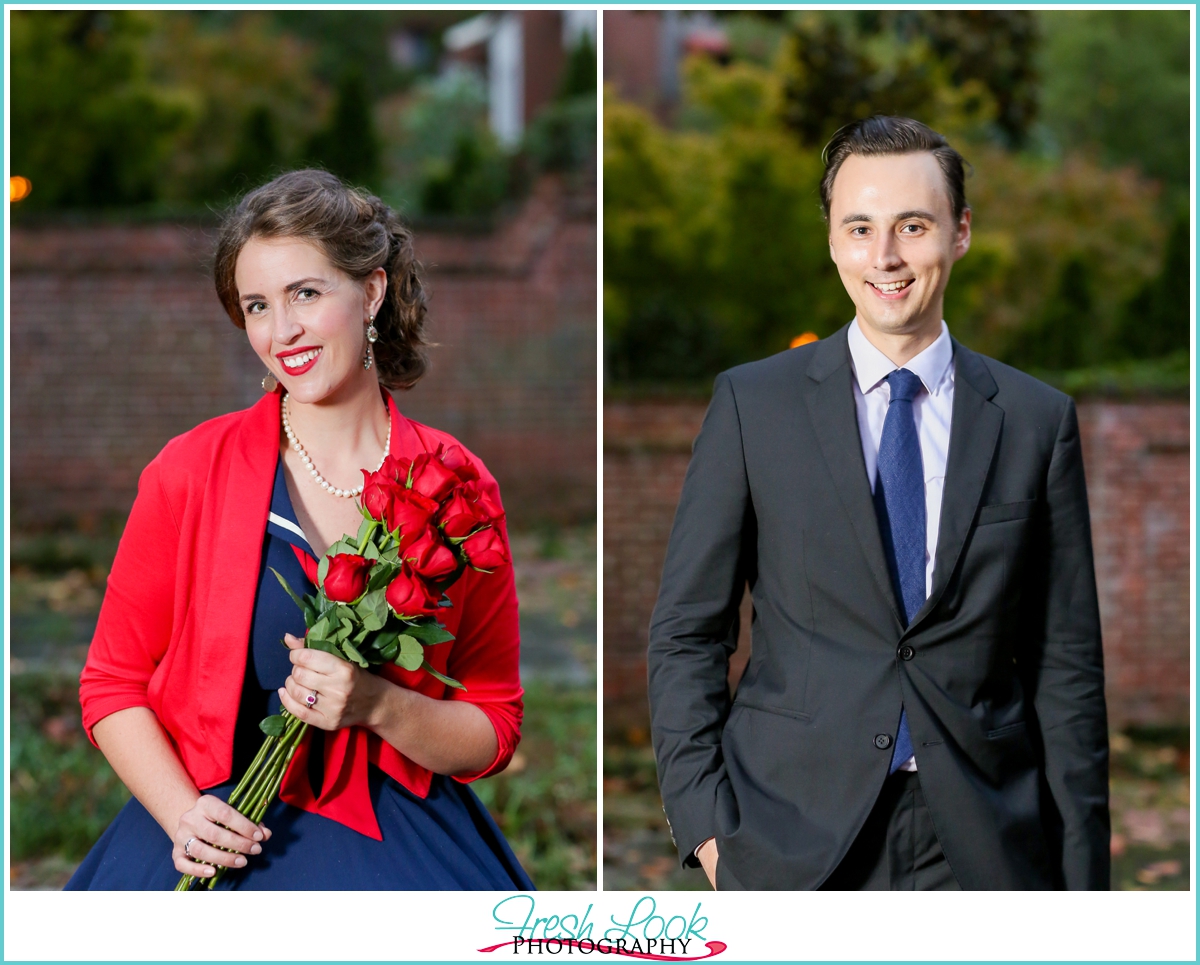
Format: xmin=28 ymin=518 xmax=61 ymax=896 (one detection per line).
xmin=278 ymin=633 xmax=385 ymax=730
xmin=173 ymin=794 xmax=270 ymax=878
xmin=278 ymin=634 xmax=497 ymax=776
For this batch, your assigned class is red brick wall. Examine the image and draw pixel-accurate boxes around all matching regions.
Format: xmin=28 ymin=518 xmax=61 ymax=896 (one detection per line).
xmin=11 ymin=175 xmax=596 ymax=530
xmin=604 ymin=397 xmax=1191 ymax=734
xmin=603 ymin=12 xmax=662 ymax=112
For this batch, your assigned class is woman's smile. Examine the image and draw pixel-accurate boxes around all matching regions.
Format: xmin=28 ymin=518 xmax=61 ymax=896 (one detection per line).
xmin=277 ymin=345 xmax=322 ymax=374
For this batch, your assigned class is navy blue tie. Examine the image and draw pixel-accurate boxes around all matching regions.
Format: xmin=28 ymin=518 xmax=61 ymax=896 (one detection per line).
xmin=873 ymin=368 xmax=925 ymax=774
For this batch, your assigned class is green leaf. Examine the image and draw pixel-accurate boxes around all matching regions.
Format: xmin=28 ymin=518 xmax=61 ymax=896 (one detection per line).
xmin=308 ymin=613 xmax=334 ymax=642
xmin=394 ymin=634 xmax=424 ymax=671
xmin=362 ymin=540 xmax=381 ymax=562
xmin=269 ymin=567 xmax=306 ymax=613
xmin=357 ymin=589 xmax=388 ymax=631
xmin=259 ymin=715 xmax=286 ymax=737
xmin=379 ymin=638 xmax=400 ymax=662
xmin=373 ymin=628 xmax=399 ymax=648
xmin=367 ymin=561 xmax=398 ymax=591
xmin=403 ymin=622 xmax=455 ymax=645
xmin=324 ymin=539 xmax=349 ymax=557
xmin=356 ymin=518 xmax=373 ymax=547
xmin=421 ymin=660 xmax=466 ymax=691
xmin=306 ymin=637 xmax=342 ymax=658
xmin=342 ymin=640 xmax=369 ymax=668
xmin=317 ymin=554 xmax=330 ymax=589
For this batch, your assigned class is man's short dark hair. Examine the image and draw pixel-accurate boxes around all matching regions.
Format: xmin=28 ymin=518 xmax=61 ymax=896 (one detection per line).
xmin=820 ymin=116 xmax=969 ymax=223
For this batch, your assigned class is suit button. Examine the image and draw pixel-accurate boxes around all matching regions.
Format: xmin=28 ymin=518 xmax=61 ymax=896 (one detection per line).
xmin=898 ymin=645 xmax=915 ymax=661
xmin=874 ymin=733 xmax=893 ymax=750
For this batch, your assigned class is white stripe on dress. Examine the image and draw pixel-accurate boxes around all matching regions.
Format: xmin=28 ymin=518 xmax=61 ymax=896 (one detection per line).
xmin=268 ymin=511 xmax=310 ymax=546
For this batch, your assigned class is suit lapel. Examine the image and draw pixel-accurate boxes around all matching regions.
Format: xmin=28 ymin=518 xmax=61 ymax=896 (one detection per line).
xmin=804 ymin=325 xmax=905 ymax=631
xmin=909 ymin=339 xmax=1003 ymax=631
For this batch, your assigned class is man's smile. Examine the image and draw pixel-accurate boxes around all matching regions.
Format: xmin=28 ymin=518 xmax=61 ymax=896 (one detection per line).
xmin=869 ymin=279 xmax=914 ymax=294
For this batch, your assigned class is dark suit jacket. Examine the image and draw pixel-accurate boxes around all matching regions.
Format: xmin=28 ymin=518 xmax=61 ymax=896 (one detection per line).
xmin=647 ymin=324 xmax=1110 ymax=890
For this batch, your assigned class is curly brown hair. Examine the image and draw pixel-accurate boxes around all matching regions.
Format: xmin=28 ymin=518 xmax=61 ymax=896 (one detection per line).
xmin=214 ymin=169 xmax=428 ymax=390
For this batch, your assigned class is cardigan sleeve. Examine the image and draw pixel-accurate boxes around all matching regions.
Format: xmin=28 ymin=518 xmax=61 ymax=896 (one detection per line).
xmin=444 ymin=474 xmax=524 ymax=783
xmin=79 ymin=455 xmax=181 ymax=745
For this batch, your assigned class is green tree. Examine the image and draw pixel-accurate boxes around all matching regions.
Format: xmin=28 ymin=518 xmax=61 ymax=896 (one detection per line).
xmin=305 ymin=70 xmax=382 ymax=188
xmin=1038 ymin=10 xmax=1189 ymax=196
xmin=1005 ymin=256 xmax=1094 ymax=370
xmin=11 ymin=11 xmax=196 ymax=207
xmin=777 ymin=14 xmax=941 ymax=149
xmin=220 ymin=105 xmax=285 ymax=197
xmin=1112 ymin=215 xmax=1190 ymax=360
xmin=525 ymin=36 xmax=599 ymax=175
xmin=146 ymin=12 xmax=324 ymax=204
xmin=893 ymin=11 xmax=1039 ymax=147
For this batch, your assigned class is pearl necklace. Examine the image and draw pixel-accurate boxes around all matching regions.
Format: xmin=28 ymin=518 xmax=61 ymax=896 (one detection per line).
xmin=282 ymin=393 xmax=391 ymax=498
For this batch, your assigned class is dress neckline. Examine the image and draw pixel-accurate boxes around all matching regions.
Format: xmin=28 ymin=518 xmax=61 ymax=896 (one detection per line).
xmin=265 ymin=456 xmax=316 ymax=558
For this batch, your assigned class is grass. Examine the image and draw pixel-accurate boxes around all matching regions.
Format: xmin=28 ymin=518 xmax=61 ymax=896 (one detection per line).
xmin=474 ymin=680 xmax=597 ymax=890
xmin=10 ymin=673 xmax=131 ymax=863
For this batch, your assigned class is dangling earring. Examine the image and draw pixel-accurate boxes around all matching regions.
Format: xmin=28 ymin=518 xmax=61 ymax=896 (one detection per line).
xmin=262 ymin=372 xmax=278 ymax=392
xmin=363 ymin=315 xmax=378 ymax=371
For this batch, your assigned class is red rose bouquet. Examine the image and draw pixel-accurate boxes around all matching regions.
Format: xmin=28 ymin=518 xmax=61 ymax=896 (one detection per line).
xmin=176 ymin=445 xmax=507 ymax=890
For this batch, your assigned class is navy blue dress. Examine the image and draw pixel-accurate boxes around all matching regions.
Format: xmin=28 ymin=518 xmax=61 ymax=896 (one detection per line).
xmin=67 ymin=459 xmax=534 ymax=891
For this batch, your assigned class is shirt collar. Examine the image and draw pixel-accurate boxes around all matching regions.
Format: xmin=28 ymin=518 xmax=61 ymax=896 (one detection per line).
xmin=847 ymin=318 xmax=954 ymax=397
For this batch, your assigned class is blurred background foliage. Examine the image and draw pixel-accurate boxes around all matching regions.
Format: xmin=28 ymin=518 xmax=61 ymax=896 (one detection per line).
xmin=604 ymin=10 xmax=1189 ymax=392
xmin=11 ymin=9 xmax=596 ymax=220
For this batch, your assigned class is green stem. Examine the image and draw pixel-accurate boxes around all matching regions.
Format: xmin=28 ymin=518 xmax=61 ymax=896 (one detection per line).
xmin=239 ymin=722 xmax=295 ymax=810
xmin=227 ymin=732 xmax=278 ymax=810
xmin=203 ymin=720 xmax=308 ymax=890
xmin=175 ymin=713 xmax=306 ymax=892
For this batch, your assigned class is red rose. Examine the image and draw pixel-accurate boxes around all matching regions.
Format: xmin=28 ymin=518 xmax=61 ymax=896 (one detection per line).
xmin=409 ymin=452 xmax=460 ymax=503
xmin=437 ymin=485 xmax=493 ymax=538
xmin=322 ymin=553 xmax=374 ymax=603
xmin=461 ymin=526 xmax=509 ymax=572
xmin=377 ymin=453 xmax=412 ymax=485
xmin=386 ymin=488 xmax=440 ymax=550
xmin=384 ymin=564 xmax=439 ymax=618
xmin=405 ymin=526 xmax=459 ymax=581
xmin=440 ymin=444 xmax=480 ymax=483
xmin=360 ymin=470 xmax=397 ymax=523
xmin=468 ymin=480 xmax=505 ymax=524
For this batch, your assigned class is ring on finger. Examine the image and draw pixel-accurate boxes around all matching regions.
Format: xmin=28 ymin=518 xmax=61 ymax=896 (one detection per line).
xmin=305 ymin=690 xmax=318 ymax=708
xmin=184 ymin=837 xmax=197 ymax=859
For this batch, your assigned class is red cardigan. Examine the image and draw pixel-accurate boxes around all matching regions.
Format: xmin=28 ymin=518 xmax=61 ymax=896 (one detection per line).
xmin=79 ymin=389 xmax=523 ymax=839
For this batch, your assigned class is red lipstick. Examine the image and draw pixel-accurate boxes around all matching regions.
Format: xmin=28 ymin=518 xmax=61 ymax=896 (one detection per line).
xmin=276 ymin=345 xmax=322 ymax=377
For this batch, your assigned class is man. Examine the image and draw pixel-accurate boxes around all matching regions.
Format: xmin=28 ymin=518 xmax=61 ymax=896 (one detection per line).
xmin=647 ymin=116 xmax=1109 ymax=890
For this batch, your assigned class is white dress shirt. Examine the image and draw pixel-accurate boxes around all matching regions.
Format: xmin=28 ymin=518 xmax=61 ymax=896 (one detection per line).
xmin=846 ymin=318 xmax=955 ymax=772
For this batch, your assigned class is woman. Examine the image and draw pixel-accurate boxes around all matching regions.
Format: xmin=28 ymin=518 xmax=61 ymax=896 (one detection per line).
xmin=67 ymin=170 xmax=533 ymax=890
